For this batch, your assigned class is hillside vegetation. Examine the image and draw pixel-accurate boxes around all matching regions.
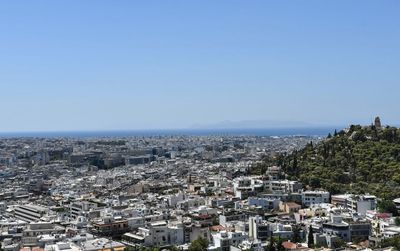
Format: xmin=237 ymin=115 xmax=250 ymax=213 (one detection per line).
xmin=272 ymin=124 xmax=400 ymax=200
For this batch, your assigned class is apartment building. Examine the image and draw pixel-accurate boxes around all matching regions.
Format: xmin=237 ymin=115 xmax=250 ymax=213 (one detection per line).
xmin=14 ymin=205 xmax=48 ymax=222
xmin=301 ymin=190 xmax=330 ymax=207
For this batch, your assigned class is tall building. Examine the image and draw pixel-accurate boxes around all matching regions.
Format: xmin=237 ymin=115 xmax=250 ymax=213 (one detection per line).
xmin=248 ymin=216 xmax=270 ymax=241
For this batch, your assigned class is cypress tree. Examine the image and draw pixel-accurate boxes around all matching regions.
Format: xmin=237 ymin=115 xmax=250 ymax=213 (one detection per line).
xmin=268 ymin=235 xmax=276 ymax=251
xmin=308 ymin=226 xmax=314 ymax=248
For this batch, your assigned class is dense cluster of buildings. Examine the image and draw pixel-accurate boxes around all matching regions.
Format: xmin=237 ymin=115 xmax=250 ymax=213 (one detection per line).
xmin=0 ymin=135 xmax=399 ymax=251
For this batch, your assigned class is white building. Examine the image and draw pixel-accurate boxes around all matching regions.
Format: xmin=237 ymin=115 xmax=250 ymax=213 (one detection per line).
xmin=123 ymin=221 xmax=184 ymax=247
xmin=44 ymin=242 xmax=80 ymax=251
xmin=234 ymin=240 xmax=264 ymax=251
xmin=267 ymin=180 xmax=302 ymax=194
xmin=69 ymin=201 xmax=98 ymax=219
xmin=393 ymin=198 xmax=400 ymax=213
xmin=210 ymin=231 xmax=245 ymax=251
xmin=248 ymin=197 xmax=280 ymax=210
xmin=233 ymin=177 xmax=264 ymax=199
xmin=301 ymin=190 xmax=330 ymax=207
xmin=167 ymin=192 xmax=185 ymax=207
xmin=127 ymin=216 xmax=145 ymax=230
xmin=331 ymin=194 xmax=377 ymax=216
xmin=22 ymin=222 xmax=65 ymax=246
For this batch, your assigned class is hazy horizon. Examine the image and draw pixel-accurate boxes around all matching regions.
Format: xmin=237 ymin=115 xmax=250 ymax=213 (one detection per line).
xmin=0 ymin=117 xmax=395 ymax=133
xmin=0 ymin=118 xmax=396 ymax=134
xmin=0 ymin=127 xmax=342 ymax=139
xmin=1 ymin=1 xmax=399 ymax=132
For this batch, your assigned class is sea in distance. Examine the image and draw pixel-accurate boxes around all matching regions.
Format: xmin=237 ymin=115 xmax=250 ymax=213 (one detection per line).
xmin=0 ymin=127 xmax=340 ymax=138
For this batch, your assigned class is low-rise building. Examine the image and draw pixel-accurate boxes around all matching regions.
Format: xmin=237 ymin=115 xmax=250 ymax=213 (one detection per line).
xmin=248 ymin=197 xmax=280 ymax=210
xmin=210 ymin=231 xmax=245 ymax=251
xmin=89 ymin=216 xmax=129 ymax=237
xmin=22 ymin=222 xmax=65 ymax=246
xmin=301 ymin=190 xmax=330 ymax=207
xmin=279 ymin=202 xmax=301 ymax=214
xmin=331 ymin=194 xmax=376 ymax=216
xmin=14 ymin=205 xmax=48 ymax=223
xmin=123 ymin=221 xmax=184 ymax=247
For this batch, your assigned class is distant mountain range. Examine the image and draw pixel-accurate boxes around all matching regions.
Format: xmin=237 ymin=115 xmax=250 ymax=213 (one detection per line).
xmin=190 ymin=119 xmax=322 ymax=129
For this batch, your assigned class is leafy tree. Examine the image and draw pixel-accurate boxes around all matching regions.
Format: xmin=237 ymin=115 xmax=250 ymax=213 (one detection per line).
xmin=395 ymin=217 xmax=400 ymax=226
xmin=188 ymin=237 xmax=208 ymax=251
xmin=381 ymin=236 xmax=400 ymax=250
xmin=212 ymin=216 xmax=219 ymax=226
xmin=188 ymin=242 xmax=203 ymax=251
xmin=275 ymin=237 xmax=285 ymax=251
xmin=378 ymin=200 xmax=399 ymax=216
xmin=292 ymin=225 xmax=302 ymax=243
xmin=124 ymin=247 xmax=137 ymax=251
xmin=332 ymin=238 xmax=346 ymax=249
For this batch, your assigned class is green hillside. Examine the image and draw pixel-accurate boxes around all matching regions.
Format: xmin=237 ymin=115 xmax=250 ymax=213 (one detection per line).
xmin=272 ymin=124 xmax=400 ymax=200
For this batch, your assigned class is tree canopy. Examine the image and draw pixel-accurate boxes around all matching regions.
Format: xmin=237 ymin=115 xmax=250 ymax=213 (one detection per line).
xmin=270 ymin=125 xmax=400 ymax=200
xmin=188 ymin=237 xmax=208 ymax=251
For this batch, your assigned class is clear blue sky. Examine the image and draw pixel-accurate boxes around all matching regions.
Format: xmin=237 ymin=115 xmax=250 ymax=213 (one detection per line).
xmin=1 ymin=1 xmax=399 ymax=131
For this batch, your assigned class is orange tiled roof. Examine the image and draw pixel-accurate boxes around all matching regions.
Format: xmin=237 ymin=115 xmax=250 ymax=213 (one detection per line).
xmin=282 ymin=241 xmax=298 ymax=250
